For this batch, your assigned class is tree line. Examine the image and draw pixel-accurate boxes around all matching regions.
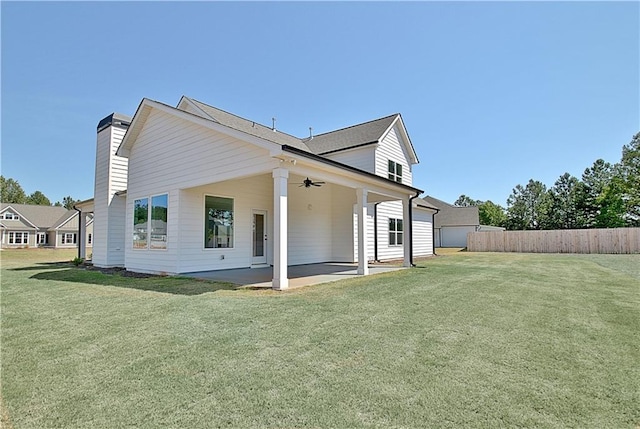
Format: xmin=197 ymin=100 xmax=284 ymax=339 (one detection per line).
xmin=1 ymin=176 xmax=80 ymax=210
xmin=455 ymin=132 xmax=640 ymax=230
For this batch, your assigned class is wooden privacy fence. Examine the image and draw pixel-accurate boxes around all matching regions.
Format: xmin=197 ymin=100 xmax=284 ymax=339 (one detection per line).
xmin=467 ymin=228 xmax=640 ymax=254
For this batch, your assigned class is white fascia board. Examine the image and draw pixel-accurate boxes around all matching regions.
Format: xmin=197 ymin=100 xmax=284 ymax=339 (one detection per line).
xmin=118 ymin=98 xmax=283 ymax=158
xmin=380 ymin=115 xmax=419 ymax=165
xmin=280 ymin=152 xmax=421 ymax=201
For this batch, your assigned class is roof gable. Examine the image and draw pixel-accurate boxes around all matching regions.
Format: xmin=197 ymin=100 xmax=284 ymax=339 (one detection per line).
xmin=304 ymin=114 xmax=398 ymax=155
xmin=0 ymin=204 xmax=70 ymax=229
xmin=119 ymin=97 xmax=312 ymax=157
xmin=304 ymin=114 xmax=418 ymax=164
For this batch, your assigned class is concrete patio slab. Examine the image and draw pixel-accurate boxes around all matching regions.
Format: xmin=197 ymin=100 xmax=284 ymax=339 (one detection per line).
xmin=184 ymin=263 xmax=406 ymax=289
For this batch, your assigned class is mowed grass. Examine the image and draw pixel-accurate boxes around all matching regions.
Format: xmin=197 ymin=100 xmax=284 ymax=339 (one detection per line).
xmin=1 ymin=249 xmax=639 ymax=428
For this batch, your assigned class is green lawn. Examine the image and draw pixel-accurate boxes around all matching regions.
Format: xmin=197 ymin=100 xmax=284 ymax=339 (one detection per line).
xmin=1 ymin=249 xmax=639 ymax=428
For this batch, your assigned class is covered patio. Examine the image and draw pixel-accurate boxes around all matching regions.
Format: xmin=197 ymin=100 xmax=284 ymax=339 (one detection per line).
xmin=184 ymin=262 xmax=407 ymax=289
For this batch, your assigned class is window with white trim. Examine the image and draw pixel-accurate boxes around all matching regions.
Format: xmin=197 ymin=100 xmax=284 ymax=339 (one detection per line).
xmin=133 ymin=194 xmax=168 ymax=250
xmin=205 ymin=196 xmax=234 ymax=248
xmin=3 ymin=212 xmax=19 ymax=220
xmin=389 ymin=218 xmax=403 ymax=246
xmin=37 ymin=232 xmax=47 ymax=245
xmin=61 ymin=233 xmax=77 ymax=244
xmin=9 ymin=232 xmax=28 ymax=244
xmin=388 ymin=160 xmax=402 ymax=183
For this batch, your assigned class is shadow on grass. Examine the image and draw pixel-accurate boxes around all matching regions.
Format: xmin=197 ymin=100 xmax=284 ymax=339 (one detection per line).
xmin=29 ymin=268 xmax=236 ymax=296
xmin=9 ymin=262 xmax=74 ymax=271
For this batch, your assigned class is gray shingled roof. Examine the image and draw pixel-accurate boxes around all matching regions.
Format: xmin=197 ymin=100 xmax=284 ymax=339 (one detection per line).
xmin=420 ymin=196 xmax=480 ymax=228
xmin=184 ymin=98 xmax=401 ymax=156
xmin=0 ymin=203 xmax=72 ymax=229
xmin=187 ymin=98 xmax=312 ymax=152
xmin=304 ymin=114 xmax=399 ymax=155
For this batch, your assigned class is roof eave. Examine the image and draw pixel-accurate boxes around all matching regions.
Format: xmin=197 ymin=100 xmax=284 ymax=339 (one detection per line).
xmin=281 ymin=145 xmax=423 ymax=195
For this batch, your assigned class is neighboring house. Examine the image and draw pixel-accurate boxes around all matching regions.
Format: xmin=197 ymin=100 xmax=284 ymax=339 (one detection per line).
xmin=420 ymin=196 xmax=481 ymax=248
xmin=76 ymin=96 xmax=438 ymax=289
xmin=0 ymin=203 xmax=93 ymax=249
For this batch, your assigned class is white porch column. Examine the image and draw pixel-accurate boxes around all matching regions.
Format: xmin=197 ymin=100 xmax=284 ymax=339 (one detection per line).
xmin=357 ymin=187 xmax=369 ymax=275
xmin=272 ymin=168 xmax=289 ymax=290
xmin=78 ymin=211 xmax=88 ymax=259
xmin=403 ymin=196 xmax=412 ymax=267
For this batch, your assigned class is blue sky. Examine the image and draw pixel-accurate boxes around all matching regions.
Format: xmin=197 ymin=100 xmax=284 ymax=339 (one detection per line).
xmin=2 ymin=1 xmax=638 ymax=206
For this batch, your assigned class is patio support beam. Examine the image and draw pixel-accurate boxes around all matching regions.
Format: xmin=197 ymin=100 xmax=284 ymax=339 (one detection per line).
xmin=403 ymin=196 xmax=412 ymax=267
xmin=272 ymin=167 xmax=289 ymax=290
xmin=356 ymin=187 xmax=369 ymax=275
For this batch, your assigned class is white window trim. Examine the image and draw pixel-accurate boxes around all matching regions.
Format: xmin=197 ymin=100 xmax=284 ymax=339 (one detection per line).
xmin=388 ymin=160 xmax=403 ymax=184
xmin=204 ymin=194 xmax=235 ymax=250
xmin=8 ymin=231 xmax=28 ymax=245
xmin=133 ymin=193 xmax=168 ymax=251
xmin=389 ymin=218 xmax=404 ymax=247
xmin=61 ymin=233 xmax=77 ymax=245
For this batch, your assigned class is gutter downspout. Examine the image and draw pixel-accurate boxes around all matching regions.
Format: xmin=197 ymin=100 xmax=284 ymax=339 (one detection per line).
xmin=408 ymin=191 xmax=421 ymax=267
xmin=373 ymin=202 xmax=381 ymax=262
xmin=432 ymin=208 xmax=440 ymax=256
xmin=74 ymin=206 xmax=82 ymax=260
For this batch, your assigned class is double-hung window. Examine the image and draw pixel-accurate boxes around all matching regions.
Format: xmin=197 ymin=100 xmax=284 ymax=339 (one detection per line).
xmin=61 ymin=233 xmax=77 ymax=244
xmin=388 ymin=160 xmax=402 ymax=183
xmin=9 ymin=232 xmax=28 ymax=244
xmin=389 ymin=218 xmax=403 ymax=246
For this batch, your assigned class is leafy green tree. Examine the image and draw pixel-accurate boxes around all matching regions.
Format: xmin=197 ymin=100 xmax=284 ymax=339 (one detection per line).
xmin=58 ymin=196 xmax=79 ymax=210
xmin=478 ymin=200 xmax=506 ymax=227
xmin=0 ymin=176 xmax=27 ymax=204
xmin=454 ymin=195 xmax=479 ymax=207
xmin=594 ymin=175 xmax=627 ymax=228
xmin=506 ymin=180 xmax=549 ymax=230
xmin=26 ymin=190 xmax=52 ymax=206
xmin=619 ymin=132 xmax=640 ymax=226
xmin=576 ymin=159 xmax=616 ymax=228
xmin=544 ymin=173 xmax=581 ymax=229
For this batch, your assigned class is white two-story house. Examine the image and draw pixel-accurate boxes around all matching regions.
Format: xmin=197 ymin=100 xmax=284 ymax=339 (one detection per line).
xmin=77 ymin=96 xmax=437 ymax=289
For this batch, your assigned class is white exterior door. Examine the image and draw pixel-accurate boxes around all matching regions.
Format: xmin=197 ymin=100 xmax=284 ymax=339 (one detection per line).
xmin=252 ymin=210 xmax=267 ymax=264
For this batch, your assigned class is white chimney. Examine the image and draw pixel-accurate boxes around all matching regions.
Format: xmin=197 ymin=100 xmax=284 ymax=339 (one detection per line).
xmin=92 ymin=113 xmax=131 ymax=268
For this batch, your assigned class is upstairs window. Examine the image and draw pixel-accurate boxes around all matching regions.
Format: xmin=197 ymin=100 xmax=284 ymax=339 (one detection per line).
xmin=389 ymin=218 xmax=403 ymax=246
xmin=388 ymin=160 xmax=402 ymax=183
xmin=3 ymin=212 xmax=19 ymax=220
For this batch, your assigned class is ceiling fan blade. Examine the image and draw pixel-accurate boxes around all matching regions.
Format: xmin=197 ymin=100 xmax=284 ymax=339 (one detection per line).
xmin=315 ymin=182 xmax=325 ymax=185
xmin=312 ymin=183 xmax=322 ymax=187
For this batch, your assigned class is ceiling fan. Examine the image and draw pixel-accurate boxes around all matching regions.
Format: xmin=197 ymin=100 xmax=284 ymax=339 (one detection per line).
xmin=297 ymin=177 xmax=325 ymax=188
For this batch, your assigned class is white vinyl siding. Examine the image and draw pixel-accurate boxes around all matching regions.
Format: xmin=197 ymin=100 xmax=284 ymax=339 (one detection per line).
xmin=93 ymin=124 xmax=128 ymax=267
xmin=440 ymin=226 xmax=477 ymax=248
xmin=324 ymin=146 xmax=376 ymax=174
xmin=123 ymin=109 xmax=282 ymax=274
xmin=375 ymin=126 xmax=413 ymax=186
xmin=413 ymin=209 xmax=434 ymax=257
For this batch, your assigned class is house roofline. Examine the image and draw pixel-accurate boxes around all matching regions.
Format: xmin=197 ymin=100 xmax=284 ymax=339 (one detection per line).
xmin=281 ymin=145 xmax=423 ymax=194
xmin=0 ymin=205 xmax=39 ymax=229
xmin=317 ymin=140 xmax=379 ymax=156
